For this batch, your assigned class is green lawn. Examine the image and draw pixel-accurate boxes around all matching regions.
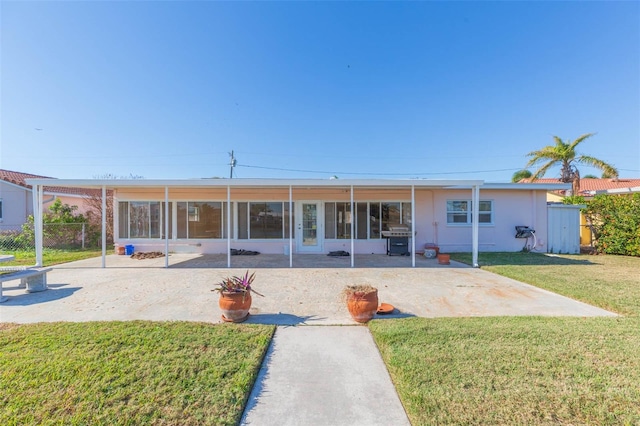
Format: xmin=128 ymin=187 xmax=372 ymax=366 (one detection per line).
xmin=370 ymin=253 xmax=640 ymax=425
xmin=0 ymin=321 xmax=275 ymax=425
xmin=1 ymin=248 xmax=103 ymax=268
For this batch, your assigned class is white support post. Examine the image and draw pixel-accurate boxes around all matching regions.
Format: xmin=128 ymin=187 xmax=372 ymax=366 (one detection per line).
xmin=227 ymin=185 xmax=231 ymax=268
xmin=101 ymin=186 xmax=106 ymax=268
xmin=472 ymin=185 xmax=480 ymax=268
xmin=32 ymin=184 xmax=43 ymax=267
xmin=164 ymin=186 xmax=169 ymax=268
xmin=350 ymin=185 xmax=354 ymax=268
xmin=411 ymin=185 xmax=416 ymax=268
xmin=289 ymin=185 xmax=293 ymax=268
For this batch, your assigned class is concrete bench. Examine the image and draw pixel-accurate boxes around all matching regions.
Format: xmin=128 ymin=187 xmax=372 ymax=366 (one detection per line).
xmin=0 ymin=268 xmax=52 ymax=302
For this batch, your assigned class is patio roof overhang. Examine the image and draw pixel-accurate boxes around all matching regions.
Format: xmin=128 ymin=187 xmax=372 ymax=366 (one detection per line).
xmin=25 ymin=177 xmax=485 ymax=189
xmin=25 ymin=177 xmax=493 ymax=270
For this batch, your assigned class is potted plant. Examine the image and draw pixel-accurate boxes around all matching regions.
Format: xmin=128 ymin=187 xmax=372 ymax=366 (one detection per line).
xmin=213 ymin=270 xmax=263 ymax=323
xmin=437 ymin=253 xmax=451 ymax=265
xmin=342 ymin=284 xmax=379 ymax=323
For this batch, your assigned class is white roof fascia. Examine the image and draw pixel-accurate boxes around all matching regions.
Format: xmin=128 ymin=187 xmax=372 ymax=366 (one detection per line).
xmin=479 ymin=183 xmax=571 ymax=191
xmin=596 ymin=186 xmax=640 ymax=195
xmin=0 ymin=180 xmax=33 ymax=191
xmin=548 ymin=203 xmax=587 ymax=209
xmin=0 ymin=180 xmax=85 ymax=197
xmin=42 ymin=191 xmax=88 ymax=199
xmin=25 ymin=178 xmax=485 ymax=189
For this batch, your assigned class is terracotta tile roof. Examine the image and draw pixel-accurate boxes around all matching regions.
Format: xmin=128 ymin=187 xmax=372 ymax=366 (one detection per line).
xmin=0 ymin=169 xmax=102 ymax=197
xmin=520 ymin=178 xmax=640 ymax=195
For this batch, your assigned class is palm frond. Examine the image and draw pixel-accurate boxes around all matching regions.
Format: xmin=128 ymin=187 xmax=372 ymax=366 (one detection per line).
xmin=526 ymin=145 xmax=565 ymax=168
xmin=577 ymin=155 xmax=619 ymax=178
xmin=568 ymin=133 xmax=596 ymax=151
xmin=530 ymin=161 xmax=555 ymax=181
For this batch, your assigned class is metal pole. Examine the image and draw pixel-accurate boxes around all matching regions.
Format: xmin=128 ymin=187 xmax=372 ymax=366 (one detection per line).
xmin=350 ymin=185 xmax=354 ymax=268
xmin=411 ymin=185 xmax=416 ymax=268
xmin=165 ymin=186 xmax=169 ymax=268
xmin=472 ymin=185 xmax=480 ymax=268
xmin=32 ymin=184 xmax=42 ymax=266
xmin=289 ymin=185 xmax=293 ymax=268
xmin=227 ymin=185 xmax=231 ymax=268
xmin=101 ymin=186 xmax=106 ymax=268
xmin=82 ymin=223 xmax=85 ymax=249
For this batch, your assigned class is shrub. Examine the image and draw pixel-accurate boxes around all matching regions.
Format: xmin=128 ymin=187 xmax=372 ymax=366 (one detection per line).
xmin=584 ymin=193 xmax=640 ymax=257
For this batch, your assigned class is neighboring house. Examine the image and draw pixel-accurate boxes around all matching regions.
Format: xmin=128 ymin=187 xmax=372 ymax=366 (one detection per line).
xmin=24 ymin=177 xmax=569 ymax=267
xmin=523 ymin=178 xmax=640 ymax=245
xmin=0 ymin=169 xmax=98 ymax=231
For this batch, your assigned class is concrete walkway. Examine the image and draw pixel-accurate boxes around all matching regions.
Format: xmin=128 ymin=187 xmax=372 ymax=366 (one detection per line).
xmin=241 ymin=326 xmax=410 ymax=426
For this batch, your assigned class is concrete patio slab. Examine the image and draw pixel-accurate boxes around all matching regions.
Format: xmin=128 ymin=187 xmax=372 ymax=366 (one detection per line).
xmin=0 ymin=254 xmax=616 ymax=324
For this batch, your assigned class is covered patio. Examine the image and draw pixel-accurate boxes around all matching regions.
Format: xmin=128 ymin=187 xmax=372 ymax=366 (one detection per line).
xmin=25 ymin=178 xmax=484 ymax=269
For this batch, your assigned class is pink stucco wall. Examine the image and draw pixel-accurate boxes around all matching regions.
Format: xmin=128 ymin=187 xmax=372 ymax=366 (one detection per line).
xmin=113 ymin=187 xmax=549 ymax=254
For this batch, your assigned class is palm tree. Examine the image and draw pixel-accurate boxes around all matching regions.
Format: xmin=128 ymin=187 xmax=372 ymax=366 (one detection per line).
xmin=526 ymin=133 xmax=618 ymax=195
xmin=511 ymin=169 xmax=532 ymax=183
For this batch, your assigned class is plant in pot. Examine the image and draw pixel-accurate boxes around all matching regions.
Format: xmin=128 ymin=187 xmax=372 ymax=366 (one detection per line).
xmin=213 ymin=270 xmax=264 ymax=323
xmin=342 ymin=284 xmax=379 ymax=323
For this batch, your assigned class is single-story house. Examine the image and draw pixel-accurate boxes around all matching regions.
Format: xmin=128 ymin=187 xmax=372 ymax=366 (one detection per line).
xmin=24 ymin=177 xmax=569 ymax=268
xmin=0 ymin=169 xmax=99 ymax=232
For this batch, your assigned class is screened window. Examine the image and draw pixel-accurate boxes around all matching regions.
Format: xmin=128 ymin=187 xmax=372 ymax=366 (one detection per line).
xmin=0 ymin=199 xmax=3 ymax=220
xmin=177 ymin=202 xmax=229 ymax=239
xmin=237 ymin=202 xmax=293 ymax=239
xmin=118 ymin=201 xmax=171 ymax=239
xmin=324 ymin=201 xmax=411 ymax=240
xmin=446 ymin=200 xmax=493 ymax=225
xmin=324 ymin=202 xmax=352 ymax=239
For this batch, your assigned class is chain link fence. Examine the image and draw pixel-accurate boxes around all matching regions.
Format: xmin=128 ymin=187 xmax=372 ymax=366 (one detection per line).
xmin=0 ymin=223 xmax=103 ymax=252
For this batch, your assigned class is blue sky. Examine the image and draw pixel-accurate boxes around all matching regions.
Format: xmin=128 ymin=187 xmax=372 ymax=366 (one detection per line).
xmin=1 ymin=1 xmax=639 ymax=182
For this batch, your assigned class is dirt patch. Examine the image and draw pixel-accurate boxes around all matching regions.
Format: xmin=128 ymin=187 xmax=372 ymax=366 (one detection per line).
xmin=130 ymin=252 xmax=165 ymax=260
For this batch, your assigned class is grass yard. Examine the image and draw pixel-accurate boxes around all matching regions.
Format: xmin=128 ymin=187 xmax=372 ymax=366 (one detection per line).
xmin=0 ymin=248 xmax=103 ymax=268
xmin=370 ymin=253 xmax=640 ymax=425
xmin=0 ymin=321 xmax=275 ymax=425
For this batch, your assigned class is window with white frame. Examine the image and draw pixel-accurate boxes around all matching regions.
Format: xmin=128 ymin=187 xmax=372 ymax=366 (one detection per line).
xmin=176 ymin=202 xmax=229 ymax=239
xmin=324 ymin=201 xmax=412 ymax=239
xmin=237 ymin=202 xmax=293 ymax=239
xmin=118 ymin=201 xmax=171 ymax=239
xmin=0 ymin=199 xmax=3 ymax=220
xmin=446 ymin=200 xmax=493 ymax=225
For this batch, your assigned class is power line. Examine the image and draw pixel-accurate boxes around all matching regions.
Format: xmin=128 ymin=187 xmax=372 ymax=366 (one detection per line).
xmin=237 ymin=163 xmax=524 ymax=176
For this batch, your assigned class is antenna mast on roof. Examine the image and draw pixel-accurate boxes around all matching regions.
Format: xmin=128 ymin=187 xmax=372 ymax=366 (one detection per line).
xmin=229 ymin=150 xmax=237 ymax=179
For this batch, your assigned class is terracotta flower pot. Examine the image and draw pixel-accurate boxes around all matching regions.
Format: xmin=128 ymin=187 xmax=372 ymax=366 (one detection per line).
xmin=219 ymin=291 xmax=252 ymax=323
xmin=437 ymin=253 xmax=450 ymax=265
xmin=347 ymin=289 xmax=379 ymax=323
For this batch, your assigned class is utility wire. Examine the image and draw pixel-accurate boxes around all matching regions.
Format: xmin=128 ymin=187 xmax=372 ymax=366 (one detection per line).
xmin=237 ymin=163 xmax=524 ymax=176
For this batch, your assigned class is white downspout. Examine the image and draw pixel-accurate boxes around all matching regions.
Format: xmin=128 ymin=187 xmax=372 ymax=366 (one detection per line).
xmin=101 ymin=186 xmax=106 ymax=268
xmin=227 ymin=185 xmax=231 ymax=268
xmin=472 ymin=185 xmax=480 ymax=268
xmin=411 ymin=185 xmax=416 ymax=268
xmin=350 ymin=185 xmax=354 ymax=268
xmin=289 ymin=185 xmax=293 ymax=268
xmin=164 ymin=186 xmax=169 ymax=268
